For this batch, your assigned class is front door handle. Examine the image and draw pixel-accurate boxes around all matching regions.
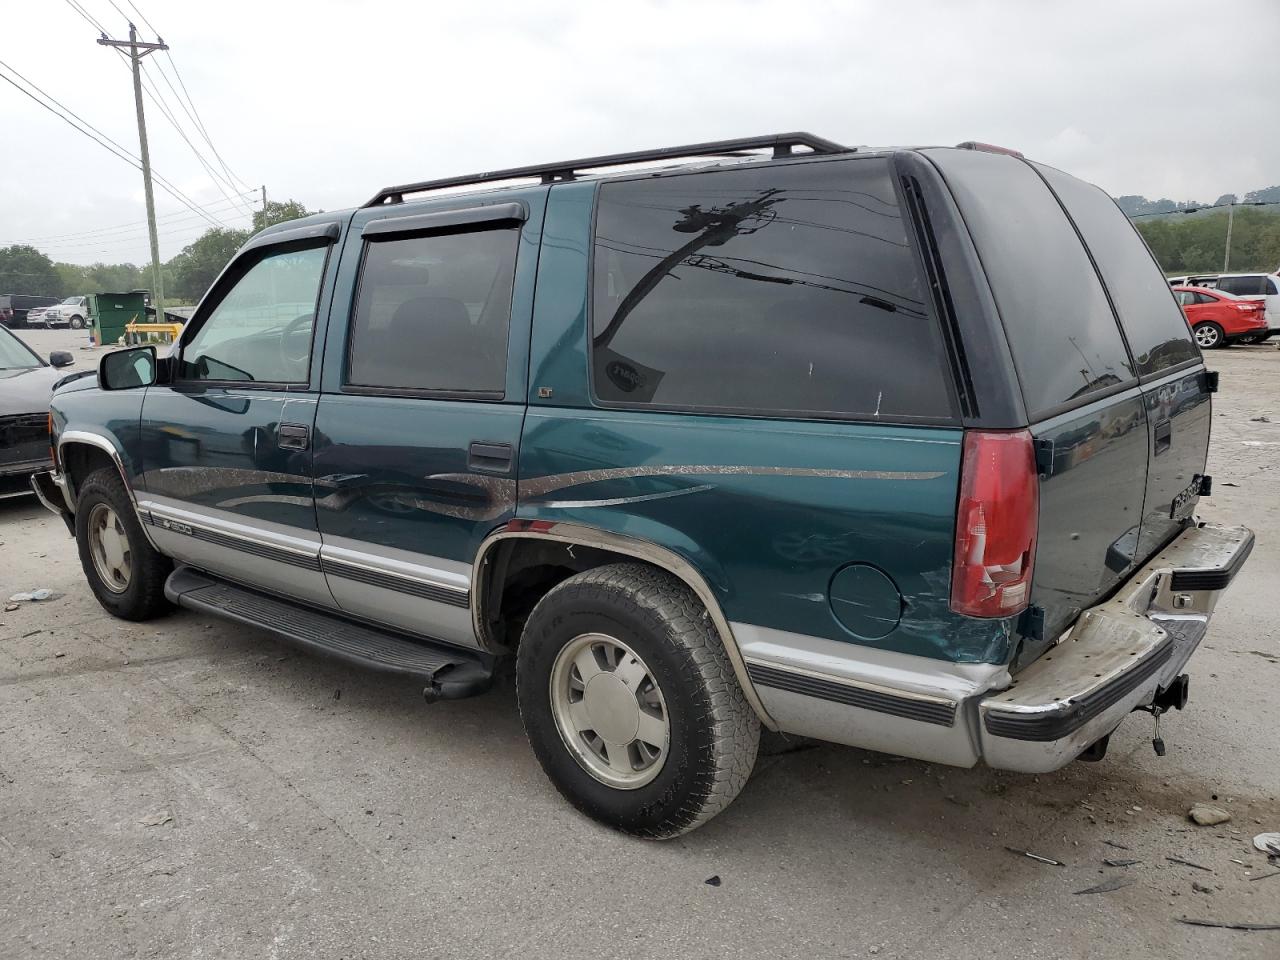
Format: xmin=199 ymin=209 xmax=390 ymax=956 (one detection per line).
xmin=278 ymin=422 xmax=310 ymax=451
xmin=1154 ymin=419 xmax=1172 ymax=456
xmin=468 ymin=441 xmax=513 ymax=474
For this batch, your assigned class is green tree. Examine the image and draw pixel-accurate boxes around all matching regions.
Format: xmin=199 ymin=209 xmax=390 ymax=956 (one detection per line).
xmin=168 ymin=228 xmax=250 ymax=302
xmin=252 ymin=199 xmax=314 ymax=232
xmin=0 ymin=245 xmax=61 ymax=296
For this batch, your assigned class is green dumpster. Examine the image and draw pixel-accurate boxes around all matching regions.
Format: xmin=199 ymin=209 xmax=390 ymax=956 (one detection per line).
xmin=89 ymin=291 xmax=146 ymax=347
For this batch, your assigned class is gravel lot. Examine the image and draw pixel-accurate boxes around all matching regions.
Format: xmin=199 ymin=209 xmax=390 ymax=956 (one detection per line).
xmin=2 ymin=329 xmax=1278 ymax=959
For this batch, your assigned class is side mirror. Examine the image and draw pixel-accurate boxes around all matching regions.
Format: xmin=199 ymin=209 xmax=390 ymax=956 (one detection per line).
xmin=100 ymin=346 xmax=157 ymax=390
xmin=48 ymin=350 xmax=74 ymax=368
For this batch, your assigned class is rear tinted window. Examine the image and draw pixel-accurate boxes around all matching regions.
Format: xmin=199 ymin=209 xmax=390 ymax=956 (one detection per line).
xmin=1218 ymin=275 xmax=1267 ymax=296
xmin=928 ymin=150 xmax=1134 ymax=417
xmin=589 ymin=158 xmax=954 ymax=420
xmin=1035 ymin=164 xmax=1197 ymax=379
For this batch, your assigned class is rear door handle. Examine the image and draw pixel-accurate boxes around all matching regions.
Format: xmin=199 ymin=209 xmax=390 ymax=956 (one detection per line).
xmin=468 ymin=441 xmax=513 ymax=474
xmin=1153 ymin=419 xmax=1172 ymax=456
xmin=278 ymin=422 xmax=310 ymax=451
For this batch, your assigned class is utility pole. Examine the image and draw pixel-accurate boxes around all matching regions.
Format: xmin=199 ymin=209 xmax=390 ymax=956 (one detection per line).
xmin=97 ymin=25 xmax=168 ymax=320
xmin=1223 ymin=200 xmax=1236 ymax=273
xmin=261 ymin=184 xmax=267 ymax=230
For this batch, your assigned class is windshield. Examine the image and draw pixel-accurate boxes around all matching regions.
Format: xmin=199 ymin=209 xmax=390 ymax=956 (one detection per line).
xmin=61 ymin=297 xmax=80 ymax=305
xmin=0 ymin=326 xmax=43 ymax=369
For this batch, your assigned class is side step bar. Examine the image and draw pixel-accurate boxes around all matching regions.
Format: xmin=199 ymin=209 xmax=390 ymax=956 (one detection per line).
xmin=164 ymin=567 xmax=493 ymax=701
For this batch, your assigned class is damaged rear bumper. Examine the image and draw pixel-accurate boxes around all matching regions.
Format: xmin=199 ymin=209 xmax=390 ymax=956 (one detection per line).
xmin=978 ymin=522 xmax=1253 ymax=773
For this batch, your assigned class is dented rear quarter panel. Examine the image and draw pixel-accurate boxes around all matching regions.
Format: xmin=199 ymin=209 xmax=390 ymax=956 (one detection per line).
xmin=520 ymin=179 xmax=1016 ymax=665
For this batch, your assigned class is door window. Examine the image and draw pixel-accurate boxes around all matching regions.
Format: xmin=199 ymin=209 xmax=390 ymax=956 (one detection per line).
xmin=181 ymin=245 xmax=328 ymax=383
xmin=589 ymin=157 xmax=954 ymax=420
xmin=346 ymin=227 xmax=517 ymax=395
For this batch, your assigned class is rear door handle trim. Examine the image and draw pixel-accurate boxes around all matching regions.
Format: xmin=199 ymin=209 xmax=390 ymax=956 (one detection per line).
xmin=468 ymin=441 xmax=513 ymax=474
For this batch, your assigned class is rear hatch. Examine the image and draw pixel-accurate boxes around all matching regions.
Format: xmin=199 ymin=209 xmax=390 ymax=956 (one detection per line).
xmin=926 ymin=149 xmax=1208 ymax=661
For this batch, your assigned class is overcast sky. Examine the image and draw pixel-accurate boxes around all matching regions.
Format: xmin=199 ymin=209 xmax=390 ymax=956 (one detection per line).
xmin=2 ymin=0 xmax=1277 ymax=265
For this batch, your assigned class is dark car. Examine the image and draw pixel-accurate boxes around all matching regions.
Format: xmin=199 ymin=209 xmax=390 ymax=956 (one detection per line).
xmin=31 ymin=134 xmax=1252 ymax=838
xmin=0 ymin=294 xmax=60 ymax=330
xmin=0 ymin=325 xmax=75 ymax=497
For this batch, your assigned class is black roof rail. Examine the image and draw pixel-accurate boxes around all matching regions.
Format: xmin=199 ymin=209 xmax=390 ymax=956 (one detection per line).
xmin=363 ymin=132 xmax=850 ymax=207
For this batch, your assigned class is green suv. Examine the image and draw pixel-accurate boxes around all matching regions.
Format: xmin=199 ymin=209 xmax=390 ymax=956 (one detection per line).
xmin=31 ymin=133 xmax=1252 ymax=837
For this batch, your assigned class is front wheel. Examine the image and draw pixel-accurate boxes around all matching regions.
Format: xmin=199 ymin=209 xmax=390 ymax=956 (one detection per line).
xmin=1194 ymin=322 xmax=1224 ymax=349
xmin=516 ymin=563 xmax=760 ymax=838
xmin=74 ymin=468 xmax=172 ymax=620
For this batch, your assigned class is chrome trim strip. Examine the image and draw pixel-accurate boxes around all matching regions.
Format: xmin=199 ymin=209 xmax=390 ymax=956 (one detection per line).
xmin=745 ymin=659 xmax=957 ymax=726
xmin=140 ymin=496 xmax=322 ymax=568
xmin=472 ymin=522 xmax=778 ymax=730
xmin=141 ymin=512 xmax=321 ymax=571
xmin=320 ymin=554 xmax=470 ymax=608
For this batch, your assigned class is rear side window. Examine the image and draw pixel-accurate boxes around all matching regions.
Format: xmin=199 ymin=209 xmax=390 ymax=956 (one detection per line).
xmin=928 ymin=150 xmax=1134 ymax=417
xmin=1035 ymin=164 xmax=1197 ymax=379
xmin=589 ymin=157 xmax=954 ymax=420
xmin=346 ymin=227 xmax=517 ymax=395
xmin=1218 ymin=275 xmax=1267 ymax=296
xmin=1268 ymin=278 xmax=1280 ymax=296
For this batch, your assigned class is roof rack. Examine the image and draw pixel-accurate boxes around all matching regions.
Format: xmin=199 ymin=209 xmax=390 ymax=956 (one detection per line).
xmin=363 ymin=132 xmax=850 ymax=207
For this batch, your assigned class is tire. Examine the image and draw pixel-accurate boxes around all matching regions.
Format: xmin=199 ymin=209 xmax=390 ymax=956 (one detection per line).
xmin=74 ymin=467 xmax=172 ymax=621
xmin=69 ymin=315 xmax=84 ymax=330
xmin=516 ymin=563 xmax=760 ymax=839
xmin=1194 ymin=322 xmax=1224 ymax=349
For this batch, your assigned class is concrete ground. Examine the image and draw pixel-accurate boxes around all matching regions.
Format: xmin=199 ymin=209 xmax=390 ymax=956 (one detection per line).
xmin=1 ymin=329 xmax=1277 ymax=959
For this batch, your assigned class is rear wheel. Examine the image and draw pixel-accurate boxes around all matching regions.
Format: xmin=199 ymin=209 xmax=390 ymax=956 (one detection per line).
xmin=69 ymin=315 xmax=84 ymax=329
xmin=1194 ymin=322 xmax=1224 ymax=349
xmin=74 ymin=468 xmax=172 ymax=620
xmin=516 ymin=563 xmax=759 ymax=838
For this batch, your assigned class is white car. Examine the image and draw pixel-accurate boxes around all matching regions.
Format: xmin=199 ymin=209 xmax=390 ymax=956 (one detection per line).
xmin=1167 ymin=273 xmax=1279 ymax=343
xmin=43 ymin=296 xmax=90 ymax=329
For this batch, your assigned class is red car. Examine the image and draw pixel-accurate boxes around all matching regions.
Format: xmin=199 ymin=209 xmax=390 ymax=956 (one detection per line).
xmin=1172 ymin=285 xmax=1268 ymax=348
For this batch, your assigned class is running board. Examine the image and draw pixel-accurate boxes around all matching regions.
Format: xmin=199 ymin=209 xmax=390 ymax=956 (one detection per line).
xmin=164 ymin=567 xmax=492 ymax=701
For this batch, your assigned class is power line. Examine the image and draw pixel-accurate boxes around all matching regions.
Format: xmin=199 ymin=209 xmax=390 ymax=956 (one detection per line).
xmin=1128 ymin=199 xmax=1280 ymax=219
xmin=2 ymin=193 xmax=257 ymax=245
xmin=22 ymin=212 xmax=253 ymax=253
xmin=62 ymin=0 xmax=108 ymax=34
xmin=0 ymin=58 xmax=226 ymax=228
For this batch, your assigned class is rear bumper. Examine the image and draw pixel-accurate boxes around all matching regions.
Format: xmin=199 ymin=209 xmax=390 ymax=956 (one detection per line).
xmin=0 ymin=456 xmax=51 ymax=499
xmin=978 ymin=522 xmax=1253 ymax=772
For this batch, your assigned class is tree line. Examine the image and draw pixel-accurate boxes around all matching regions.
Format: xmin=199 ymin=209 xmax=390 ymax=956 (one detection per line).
xmin=0 ymin=200 xmax=313 ymax=304
xmin=1136 ymin=207 xmax=1280 ymax=275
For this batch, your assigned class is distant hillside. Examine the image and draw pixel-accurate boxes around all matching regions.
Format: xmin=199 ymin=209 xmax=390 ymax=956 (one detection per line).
xmin=1115 ymin=185 xmax=1280 ymax=218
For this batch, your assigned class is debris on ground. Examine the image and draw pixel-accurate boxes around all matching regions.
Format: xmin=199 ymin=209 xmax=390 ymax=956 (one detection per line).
xmin=1250 ymin=416 xmax=1271 ymax=422
xmin=1074 ymin=877 xmax=1133 ymax=895
xmin=8 ymin=589 xmax=56 ymax=603
xmin=1192 ymin=881 xmax=1215 ymax=895
xmin=1167 ymin=856 xmax=1214 ymax=872
xmin=1102 ymin=839 xmax=1131 ymax=851
xmin=1177 ymin=918 xmax=1280 ymax=931
xmin=3 ymin=603 xmax=16 ymax=612
xmin=1189 ymin=803 xmax=1232 ymax=826
xmin=1103 ymin=858 xmax=1141 ymax=867
xmin=1254 ymin=833 xmax=1280 ymax=856
xmin=704 ymin=875 xmax=721 ymax=887
xmin=1004 ymin=847 xmax=1065 ymax=867
xmin=138 ymin=809 xmax=174 ymax=828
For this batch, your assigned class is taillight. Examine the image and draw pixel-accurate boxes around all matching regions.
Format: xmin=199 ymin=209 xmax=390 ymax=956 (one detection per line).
xmin=950 ymin=430 xmax=1039 ymax=618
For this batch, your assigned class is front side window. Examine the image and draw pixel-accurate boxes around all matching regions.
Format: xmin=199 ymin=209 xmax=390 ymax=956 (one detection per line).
xmin=180 ymin=245 xmax=328 ymax=383
xmin=1036 ymin=164 xmax=1197 ymax=379
xmin=346 ymin=227 xmax=517 ymax=395
xmin=589 ymin=157 xmax=954 ymax=420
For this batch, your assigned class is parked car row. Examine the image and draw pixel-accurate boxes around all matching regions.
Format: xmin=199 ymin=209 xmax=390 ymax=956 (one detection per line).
xmin=0 ymin=294 xmax=91 ymax=329
xmin=1168 ymin=271 xmax=1280 ymax=347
